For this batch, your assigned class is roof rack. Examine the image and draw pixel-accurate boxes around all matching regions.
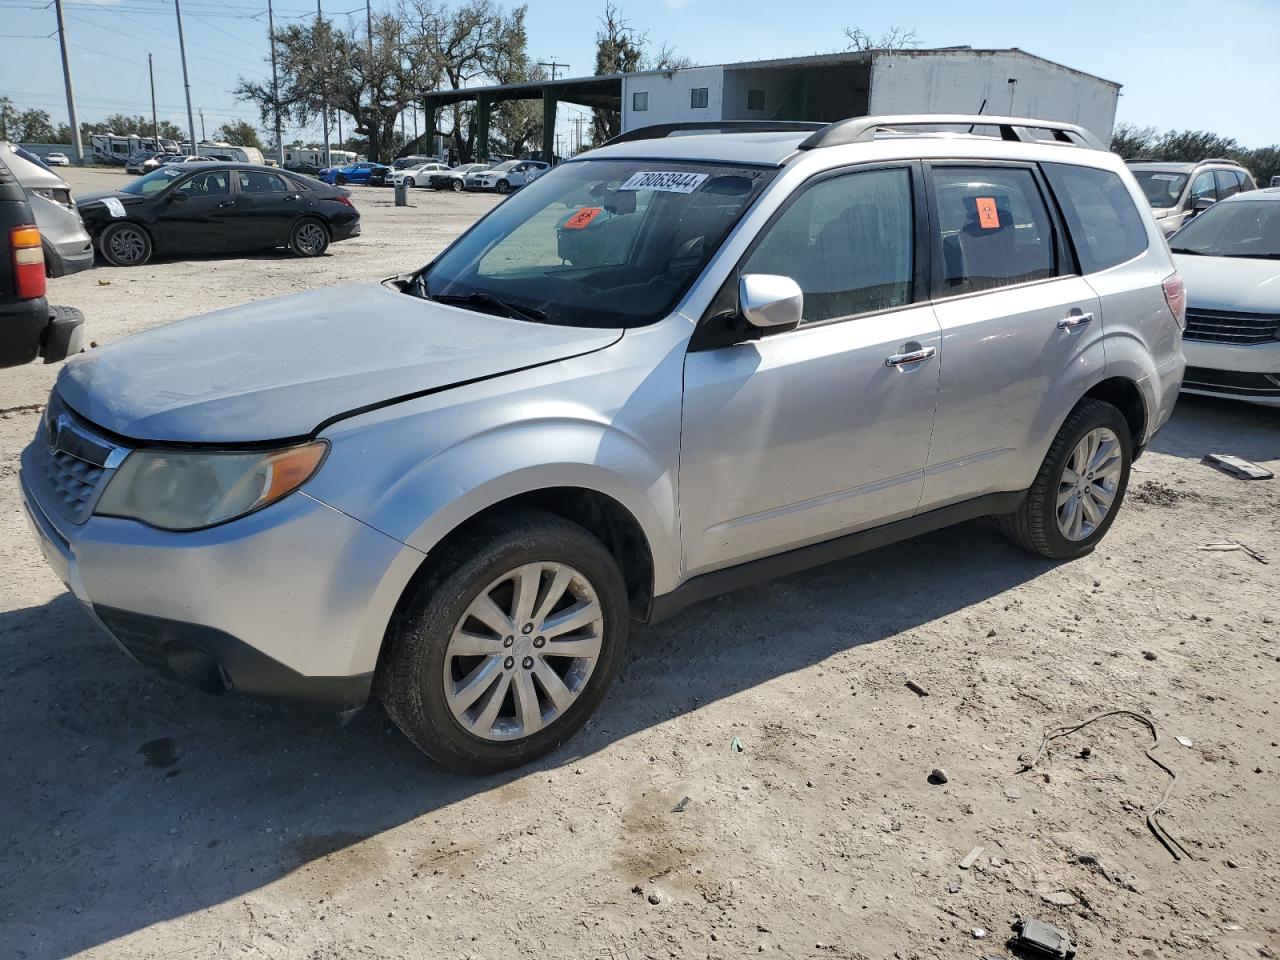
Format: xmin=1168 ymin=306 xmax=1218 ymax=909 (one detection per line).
xmin=1200 ymin=157 xmax=1242 ymax=165
xmin=602 ymin=120 xmax=825 ymax=146
xmin=797 ymin=114 xmax=1104 ymax=150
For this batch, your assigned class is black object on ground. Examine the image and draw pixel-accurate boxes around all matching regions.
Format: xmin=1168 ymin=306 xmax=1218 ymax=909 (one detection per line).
xmin=1009 ymin=917 xmax=1075 ymax=959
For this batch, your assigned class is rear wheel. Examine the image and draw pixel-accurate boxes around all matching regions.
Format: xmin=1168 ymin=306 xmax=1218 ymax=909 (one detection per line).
xmin=289 ymin=218 xmax=330 ymax=257
xmin=450 ymin=179 xmax=464 ymax=193
xmin=377 ymin=509 xmax=629 ymax=773
xmin=998 ymin=398 xmax=1131 ymax=560
xmin=404 ymin=177 xmax=415 ymax=188
xmin=99 ymin=222 xmax=152 ymax=267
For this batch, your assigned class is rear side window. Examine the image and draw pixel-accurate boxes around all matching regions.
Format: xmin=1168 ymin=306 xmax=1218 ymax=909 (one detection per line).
xmin=1043 ymin=163 xmax=1149 ymax=273
xmin=743 ymin=167 xmax=915 ymax=324
xmin=1215 ymin=169 xmax=1243 ymax=199
xmin=929 ymin=166 xmax=1055 ymax=295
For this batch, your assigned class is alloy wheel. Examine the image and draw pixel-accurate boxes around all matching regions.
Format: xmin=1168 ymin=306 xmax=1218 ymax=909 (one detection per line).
xmin=443 ymin=561 xmax=604 ymax=741
xmin=107 ymin=226 xmax=147 ymax=264
xmin=1056 ymin=427 xmax=1122 ymax=541
xmin=294 ymin=222 xmax=327 ymax=256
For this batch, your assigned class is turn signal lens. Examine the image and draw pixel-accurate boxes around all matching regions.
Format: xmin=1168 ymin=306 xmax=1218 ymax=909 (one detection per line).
xmin=10 ymin=225 xmax=46 ymax=300
xmin=1162 ymin=272 xmax=1186 ymax=330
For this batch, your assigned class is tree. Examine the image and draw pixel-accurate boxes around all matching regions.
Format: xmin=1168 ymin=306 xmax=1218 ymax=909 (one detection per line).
xmin=843 ymin=25 xmax=921 ymax=51
xmin=215 ymin=119 xmax=263 ymax=148
xmin=1110 ymin=122 xmax=1157 ymax=158
xmin=0 ymin=97 xmax=18 ymax=141
xmin=15 ymin=109 xmax=57 ymax=143
xmin=590 ymin=2 xmax=691 ymax=145
xmin=1110 ymin=123 xmax=1280 ymax=191
xmin=78 ymin=114 xmax=184 ymax=140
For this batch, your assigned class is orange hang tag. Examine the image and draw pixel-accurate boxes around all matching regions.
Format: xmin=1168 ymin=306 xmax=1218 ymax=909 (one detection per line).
xmin=563 ymin=206 xmax=604 ymax=230
xmin=975 ymin=197 xmax=1000 ymax=229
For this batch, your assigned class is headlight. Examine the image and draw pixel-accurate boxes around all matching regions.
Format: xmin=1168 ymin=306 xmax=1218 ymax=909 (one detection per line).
xmin=95 ymin=441 xmax=327 ymax=531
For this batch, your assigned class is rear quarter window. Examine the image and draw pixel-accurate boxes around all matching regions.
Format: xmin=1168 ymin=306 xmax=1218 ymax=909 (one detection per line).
xmin=1044 ymin=163 xmax=1149 ymax=273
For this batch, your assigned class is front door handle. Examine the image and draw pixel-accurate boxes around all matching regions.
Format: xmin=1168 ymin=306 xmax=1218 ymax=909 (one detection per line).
xmin=885 ymin=346 xmax=937 ymax=367
xmin=1057 ymin=311 xmax=1094 ymax=329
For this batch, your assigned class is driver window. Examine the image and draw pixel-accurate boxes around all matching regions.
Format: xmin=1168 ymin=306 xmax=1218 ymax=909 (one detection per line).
xmin=743 ymin=167 xmax=915 ymax=324
xmin=1189 ymin=171 xmax=1216 ymax=205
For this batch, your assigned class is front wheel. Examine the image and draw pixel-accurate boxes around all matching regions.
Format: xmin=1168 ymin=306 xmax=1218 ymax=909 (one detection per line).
xmin=335 ymin=173 xmax=347 ymax=185
xmin=450 ymin=179 xmax=464 ymax=193
xmin=377 ymin=509 xmax=629 ymax=773
xmin=998 ymin=398 xmax=1132 ymax=560
xmin=404 ymin=177 xmax=415 ymax=188
xmin=495 ymin=179 xmax=511 ymax=195
xmin=99 ymin=222 xmax=152 ymax=267
xmin=289 ymin=218 xmax=330 ymax=257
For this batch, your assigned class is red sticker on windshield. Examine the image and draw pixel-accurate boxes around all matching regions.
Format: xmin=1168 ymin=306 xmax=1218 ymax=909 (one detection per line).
xmin=563 ymin=206 xmax=603 ymax=230
xmin=976 ymin=197 xmax=1000 ymax=229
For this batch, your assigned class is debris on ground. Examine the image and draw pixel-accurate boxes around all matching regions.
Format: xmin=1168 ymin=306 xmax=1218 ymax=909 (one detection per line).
xmin=672 ymin=796 xmax=691 ymax=813
xmin=1202 ymin=453 xmax=1274 ymax=480
xmin=730 ymin=736 xmax=744 ymax=753
xmin=905 ymin=679 xmax=929 ymax=697
xmin=1041 ymin=890 xmax=1078 ymax=907
xmin=1130 ymin=478 xmax=1201 ymax=506
xmin=1199 ymin=541 xmax=1270 ymax=564
xmin=1175 ymin=736 xmax=1193 ymax=748
xmin=1020 ymin=709 xmax=1197 ymax=861
xmin=959 ymin=846 xmax=984 ymax=870
xmin=1010 ymin=917 xmax=1076 ymax=959
xmin=927 ymin=768 xmax=950 ymax=785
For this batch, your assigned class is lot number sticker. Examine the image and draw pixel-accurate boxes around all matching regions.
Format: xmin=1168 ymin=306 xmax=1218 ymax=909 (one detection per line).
xmin=563 ymin=206 xmax=604 ymax=230
xmin=102 ymin=197 xmax=126 ymax=219
xmin=975 ymin=196 xmax=1001 ymax=229
xmin=618 ymin=171 xmax=709 ymax=194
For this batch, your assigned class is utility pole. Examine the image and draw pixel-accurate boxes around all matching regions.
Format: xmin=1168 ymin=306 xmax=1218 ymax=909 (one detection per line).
xmin=570 ymin=113 xmax=587 ymax=155
xmin=267 ymin=0 xmax=283 ymax=163
xmin=148 ymin=53 xmax=159 ymax=149
xmin=537 ymin=58 xmax=568 ymax=80
xmin=53 ymin=0 xmax=84 ymax=162
xmin=199 ymin=108 xmax=206 ymax=142
xmin=317 ymin=0 xmax=330 ymax=168
xmin=365 ymin=0 xmax=372 ymax=58
xmin=174 ymin=0 xmax=198 ymax=156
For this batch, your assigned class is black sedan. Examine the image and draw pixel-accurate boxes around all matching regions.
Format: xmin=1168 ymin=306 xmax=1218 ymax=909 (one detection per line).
xmin=77 ymin=162 xmax=361 ymax=267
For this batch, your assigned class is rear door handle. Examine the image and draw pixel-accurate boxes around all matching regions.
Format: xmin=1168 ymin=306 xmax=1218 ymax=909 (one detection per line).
xmin=885 ymin=346 xmax=937 ymax=367
xmin=1057 ymin=311 xmax=1094 ymax=329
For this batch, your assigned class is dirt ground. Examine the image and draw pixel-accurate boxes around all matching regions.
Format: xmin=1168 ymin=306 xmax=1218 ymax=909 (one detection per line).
xmin=1 ymin=168 xmax=1277 ymax=960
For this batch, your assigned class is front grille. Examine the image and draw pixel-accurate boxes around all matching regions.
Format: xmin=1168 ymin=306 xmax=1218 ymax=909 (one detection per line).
xmin=28 ymin=394 xmax=129 ymax=525
xmin=1184 ymin=308 xmax=1280 ymax=345
xmin=1183 ymin=366 xmax=1280 ymax=397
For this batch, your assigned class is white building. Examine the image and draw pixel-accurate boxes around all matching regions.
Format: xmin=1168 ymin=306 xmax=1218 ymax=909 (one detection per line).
xmin=621 ymin=48 xmax=1120 ymax=143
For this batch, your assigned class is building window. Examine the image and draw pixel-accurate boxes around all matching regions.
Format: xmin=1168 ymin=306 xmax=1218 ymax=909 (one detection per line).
xmin=690 ymin=87 xmax=709 ymax=109
xmin=747 ymin=89 xmax=766 ymax=111
xmin=632 ymin=91 xmax=648 ymax=112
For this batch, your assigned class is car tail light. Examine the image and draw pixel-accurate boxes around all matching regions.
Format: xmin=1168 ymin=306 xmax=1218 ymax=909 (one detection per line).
xmin=335 ymin=195 xmax=354 ymax=208
xmin=10 ymin=225 xmax=46 ymax=300
xmin=1162 ymin=272 xmax=1186 ymax=330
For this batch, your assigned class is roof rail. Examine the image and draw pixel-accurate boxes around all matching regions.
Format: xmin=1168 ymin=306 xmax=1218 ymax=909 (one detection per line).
xmin=1200 ymin=157 xmax=1242 ymax=165
xmin=797 ymin=114 xmax=1104 ymax=151
xmin=602 ymin=120 xmax=825 ymax=146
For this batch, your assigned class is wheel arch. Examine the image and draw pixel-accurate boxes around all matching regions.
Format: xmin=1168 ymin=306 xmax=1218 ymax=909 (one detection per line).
xmin=1081 ymin=376 xmax=1148 ymax=451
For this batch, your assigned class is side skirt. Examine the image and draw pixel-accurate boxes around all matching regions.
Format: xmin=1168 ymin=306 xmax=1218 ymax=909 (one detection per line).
xmin=649 ymin=491 xmax=1026 ymax=624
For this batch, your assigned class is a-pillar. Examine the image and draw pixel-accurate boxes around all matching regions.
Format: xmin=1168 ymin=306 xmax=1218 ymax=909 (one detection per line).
xmin=542 ymin=87 xmax=557 ymax=163
xmin=475 ymin=93 xmax=491 ymax=162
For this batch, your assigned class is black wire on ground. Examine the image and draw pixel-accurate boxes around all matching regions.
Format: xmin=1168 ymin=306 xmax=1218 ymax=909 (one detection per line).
xmin=1021 ymin=709 xmax=1199 ymax=862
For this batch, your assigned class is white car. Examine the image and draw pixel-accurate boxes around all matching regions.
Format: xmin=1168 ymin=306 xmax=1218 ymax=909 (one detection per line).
xmin=467 ymin=159 xmax=549 ymax=194
xmin=1170 ymin=187 xmax=1280 ymax=406
xmin=45 ymin=152 xmax=70 ymax=167
xmin=391 ymin=162 xmax=450 ymax=188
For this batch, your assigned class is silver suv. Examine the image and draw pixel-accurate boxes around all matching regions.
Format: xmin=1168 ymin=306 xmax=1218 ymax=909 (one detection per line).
xmin=20 ymin=115 xmax=1186 ymax=772
xmin=1127 ymin=158 xmax=1256 ymax=236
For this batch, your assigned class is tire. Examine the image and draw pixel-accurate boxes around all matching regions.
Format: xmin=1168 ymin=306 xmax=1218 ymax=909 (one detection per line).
xmin=289 ymin=218 xmax=330 ymax=257
xmin=495 ymin=179 xmax=511 ymax=195
xmin=450 ymin=180 xmax=463 ymax=193
xmin=99 ymin=222 xmax=152 ymax=267
xmin=377 ymin=509 xmax=630 ymax=773
xmin=998 ymin=398 xmax=1132 ymax=560
xmin=404 ymin=177 xmax=415 ymax=188
xmin=335 ymin=173 xmax=347 ymax=185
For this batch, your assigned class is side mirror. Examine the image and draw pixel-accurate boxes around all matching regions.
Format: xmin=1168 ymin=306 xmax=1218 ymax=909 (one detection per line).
xmin=1192 ymin=197 xmax=1215 ymax=213
xmin=739 ymin=274 xmax=803 ymax=332
xmin=170 ymin=190 xmax=189 ymax=203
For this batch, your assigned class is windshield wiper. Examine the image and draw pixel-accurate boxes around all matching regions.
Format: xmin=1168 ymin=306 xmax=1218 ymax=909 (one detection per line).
xmin=1168 ymin=247 xmax=1203 ymax=255
xmin=1222 ymin=253 xmax=1280 ymax=260
xmin=431 ymin=291 xmax=548 ymax=324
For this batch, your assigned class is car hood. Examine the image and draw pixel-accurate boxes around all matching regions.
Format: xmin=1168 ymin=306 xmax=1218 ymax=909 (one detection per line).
xmin=56 ymin=282 xmax=623 ymax=444
xmin=1173 ymin=254 xmax=1280 ymax=313
xmin=76 ymin=190 xmax=148 ymax=213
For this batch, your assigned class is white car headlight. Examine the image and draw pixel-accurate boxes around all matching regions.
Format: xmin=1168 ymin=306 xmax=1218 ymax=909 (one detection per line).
xmin=96 ymin=441 xmax=327 ymax=531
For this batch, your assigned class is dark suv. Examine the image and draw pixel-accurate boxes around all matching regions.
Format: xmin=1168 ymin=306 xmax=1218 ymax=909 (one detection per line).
xmin=0 ymin=153 xmax=83 ymax=367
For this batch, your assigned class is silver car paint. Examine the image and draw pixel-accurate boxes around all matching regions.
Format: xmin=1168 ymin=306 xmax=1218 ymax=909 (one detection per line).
xmin=28 ymin=190 xmax=95 ymax=277
xmin=21 ymin=128 xmax=1185 ymax=686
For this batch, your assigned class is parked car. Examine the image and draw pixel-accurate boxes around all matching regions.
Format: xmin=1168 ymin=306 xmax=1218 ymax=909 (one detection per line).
xmin=1 ymin=152 xmax=83 ymax=367
xmin=393 ymin=154 xmax=434 ymax=170
xmin=465 ymin=159 xmax=548 ymax=194
xmin=367 ymin=165 xmax=395 ymax=187
xmin=319 ymin=161 xmax=389 ymax=186
xmin=284 ymin=160 xmax=323 ymax=177
xmin=76 ymin=162 xmax=361 ymax=266
xmin=29 ymin=191 xmax=95 ymax=278
xmin=1168 ymin=187 xmax=1280 ymax=406
xmin=45 ymin=152 xmax=70 ymax=167
xmin=160 ymin=154 xmax=221 ymax=166
xmin=3 ymin=142 xmax=74 ymax=206
xmin=390 ymin=162 xmax=450 ymax=188
xmin=20 ymin=115 xmax=1184 ymax=772
xmin=429 ymin=163 xmax=490 ymax=192
xmin=1127 ymin=158 xmax=1256 ymax=236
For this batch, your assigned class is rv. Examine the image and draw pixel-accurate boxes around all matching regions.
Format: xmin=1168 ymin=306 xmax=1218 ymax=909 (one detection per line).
xmin=180 ymin=141 xmax=266 ymax=166
xmin=90 ymin=134 xmax=179 ymax=165
xmin=282 ymin=146 xmax=359 ymax=169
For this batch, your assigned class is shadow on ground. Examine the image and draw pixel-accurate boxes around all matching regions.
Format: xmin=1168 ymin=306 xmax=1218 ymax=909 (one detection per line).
xmin=0 ymin=518 xmax=1053 ymax=958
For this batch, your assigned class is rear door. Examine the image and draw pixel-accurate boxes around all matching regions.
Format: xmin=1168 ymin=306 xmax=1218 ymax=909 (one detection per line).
xmin=918 ymin=162 xmax=1104 ymax=510
xmin=231 ymin=169 xmax=300 ymax=248
xmin=680 ymin=163 xmax=941 ymax=575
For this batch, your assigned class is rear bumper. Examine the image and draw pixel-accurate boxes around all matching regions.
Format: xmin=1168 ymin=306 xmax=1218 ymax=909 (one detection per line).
xmin=45 ymin=238 xmax=95 ymax=278
xmin=331 ymin=219 xmax=361 ymax=242
xmin=1 ymin=298 xmax=82 ymax=366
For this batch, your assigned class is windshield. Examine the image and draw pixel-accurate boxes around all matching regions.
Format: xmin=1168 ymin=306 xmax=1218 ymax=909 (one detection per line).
xmin=1170 ymin=199 xmax=1280 ymax=259
xmin=121 ymin=165 xmax=186 ymax=196
xmin=415 ymin=158 xmax=775 ymax=328
xmin=1132 ymin=170 xmax=1189 ymax=208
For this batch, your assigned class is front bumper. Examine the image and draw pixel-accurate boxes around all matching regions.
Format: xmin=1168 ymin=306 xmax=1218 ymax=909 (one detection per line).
xmin=19 ymin=441 xmax=423 ymax=712
xmin=1181 ymin=339 xmax=1280 ymax=406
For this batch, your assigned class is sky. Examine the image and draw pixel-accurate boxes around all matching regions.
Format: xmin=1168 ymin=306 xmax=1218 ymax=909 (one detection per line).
xmin=1 ymin=0 xmax=1278 ymax=152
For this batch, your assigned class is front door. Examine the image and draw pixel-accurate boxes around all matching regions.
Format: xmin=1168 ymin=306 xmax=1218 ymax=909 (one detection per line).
xmin=154 ymin=168 xmax=238 ymax=253
xmin=680 ymin=165 xmax=941 ymax=576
